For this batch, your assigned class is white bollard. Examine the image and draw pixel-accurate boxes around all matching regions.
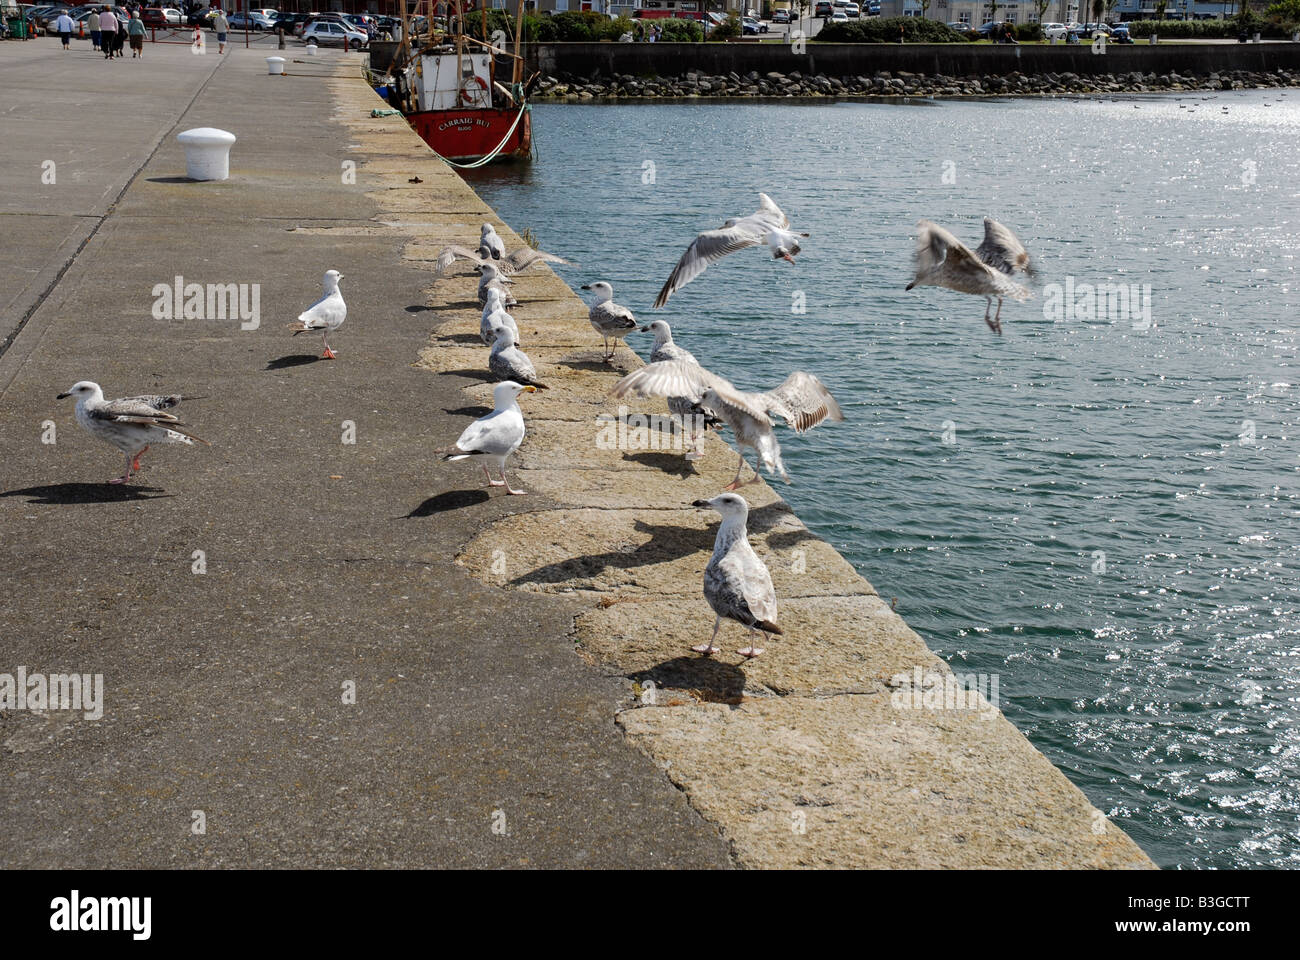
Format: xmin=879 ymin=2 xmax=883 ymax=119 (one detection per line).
xmin=305 ymin=41 xmax=318 ymax=56
xmin=266 ymin=56 xmax=285 ymax=75
xmin=176 ymin=128 xmax=236 ymax=182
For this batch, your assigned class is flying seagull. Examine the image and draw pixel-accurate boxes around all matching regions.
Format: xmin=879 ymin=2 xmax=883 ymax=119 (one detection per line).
xmin=57 ymin=381 xmax=209 ymax=484
xmin=581 ymin=281 xmax=641 ymax=363
xmin=286 ymin=269 xmax=346 ymax=358
xmin=612 ymin=360 xmax=843 ymax=489
xmin=644 ymin=319 xmax=723 ymax=461
xmin=480 ymin=287 xmax=520 ymax=346
xmin=654 ymin=193 xmax=808 ymax=308
xmin=905 ymin=220 xmax=1031 ymax=334
xmin=488 ymin=325 xmax=548 ymax=390
xmin=439 ymin=380 xmax=536 ymax=495
xmin=692 ymin=492 xmax=782 ymax=659
xmin=975 ymin=217 xmax=1034 ymax=279
xmin=433 ymin=241 xmax=569 ymax=281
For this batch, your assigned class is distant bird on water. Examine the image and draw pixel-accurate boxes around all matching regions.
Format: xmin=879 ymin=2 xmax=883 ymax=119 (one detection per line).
xmin=57 ymin=381 xmax=209 ymax=484
xmin=439 ymin=380 xmax=536 ymax=495
xmin=654 ymin=193 xmax=808 ymax=308
xmin=581 ymin=281 xmax=641 ymax=362
xmin=612 ymin=360 xmax=843 ymax=489
xmin=286 ymin=269 xmax=346 ymax=358
xmin=905 ymin=220 xmax=1031 ymax=334
xmin=692 ymin=492 xmax=782 ymax=659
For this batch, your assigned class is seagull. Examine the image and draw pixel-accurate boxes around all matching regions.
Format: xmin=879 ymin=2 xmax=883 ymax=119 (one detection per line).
xmin=644 ymin=319 xmax=723 ymax=461
xmin=286 ymin=269 xmax=346 ymax=358
xmin=580 ymin=281 xmax=640 ymax=362
xmin=439 ymin=380 xmax=536 ymax=495
xmin=488 ymin=325 xmax=548 ymax=390
xmin=905 ymin=221 xmax=1031 ymax=334
xmin=691 ymin=492 xmax=782 ymax=659
xmin=654 ymin=193 xmax=809 ymax=308
xmin=612 ymin=360 xmax=843 ymax=489
xmin=480 ymin=222 xmax=505 ymax=260
xmin=434 ymin=242 xmax=568 ymax=281
xmin=477 ymin=262 xmax=518 ymax=308
xmin=480 ymin=287 xmax=520 ymax=346
xmin=56 ymin=381 xmax=209 ymax=484
xmin=975 ymin=217 xmax=1034 ymax=279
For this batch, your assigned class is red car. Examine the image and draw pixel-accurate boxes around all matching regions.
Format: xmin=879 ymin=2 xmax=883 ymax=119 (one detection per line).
xmin=140 ymin=8 xmax=168 ymax=28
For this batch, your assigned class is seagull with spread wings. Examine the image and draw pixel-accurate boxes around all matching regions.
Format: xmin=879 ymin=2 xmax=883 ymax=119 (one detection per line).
xmin=905 ymin=219 xmax=1032 ymax=334
xmin=57 ymin=381 xmax=209 ymax=484
xmin=433 ymin=241 xmax=569 ymax=282
xmin=654 ymin=193 xmax=809 ymax=309
xmin=612 ymin=360 xmax=843 ymax=489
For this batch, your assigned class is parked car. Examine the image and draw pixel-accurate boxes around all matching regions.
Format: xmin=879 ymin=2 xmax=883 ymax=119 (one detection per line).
xmin=272 ymin=11 xmax=311 ymax=33
xmin=1041 ymin=22 xmax=1067 ymax=39
xmin=844 ymin=2 xmax=860 ymax=17
xmin=867 ymin=1 xmax=880 ymax=13
xmin=814 ymin=1 xmax=833 ymax=18
xmin=301 ymin=19 xmax=366 ymax=47
xmin=1110 ymin=24 xmax=1132 ymax=43
xmin=771 ymin=8 xmax=790 ymax=24
xmin=741 ymin=15 xmax=767 ymax=34
xmin=228 ymin=11 xmax=274 ymax=31
xmin=1080 ymin=22 xmax=1110 ymax=37
xmin=830 ymin=9 xmax=848 ymax=21
xmin=140 ymin=7 xmax=168 ymax=27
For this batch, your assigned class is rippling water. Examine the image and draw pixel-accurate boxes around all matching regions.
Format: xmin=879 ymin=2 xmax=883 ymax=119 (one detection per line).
xmin=462 ymin=91 xmax=1300 ymax=869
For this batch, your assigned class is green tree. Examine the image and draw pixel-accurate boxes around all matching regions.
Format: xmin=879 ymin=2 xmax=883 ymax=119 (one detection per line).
xmin=1034 ymin=0 xmax=1051 ymax=25
xmin=919 ymin=0 xmax=932 ymax=18
xmin=1154 ymin=0 xmax=1166 ymax=19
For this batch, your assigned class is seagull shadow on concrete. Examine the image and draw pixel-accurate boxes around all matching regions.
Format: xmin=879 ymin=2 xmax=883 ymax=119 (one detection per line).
xmin=507 ymin=517 xmax=709 ymax=588
xmin=628 ymin=658 xmax=748 ymax=706
xmin=0 ymin=482 xmax=171 ymax=504
xmin=440 ymin=368 xmax=496 ymax=384
xmin=265 ymin=353 xmax=328 ymax=370
xmin=446 ymin=405 xmax=491 ymax=418
xmin=403 ymin=488 xmax=490 ymax=518
xmin=560 ymin=357 xmax=637 ymax=374
xmin=622 ymin=451 xmax=698 ymax=479
xmin=145 ymin=176 xmax=199 ymax=184
xmin=435 ymin=333 xmax=487 ymax=346
xmin=442 ymin=299 xmax=482 ymax=311
xmin=405 ymin=305 xmax=436 ymax=314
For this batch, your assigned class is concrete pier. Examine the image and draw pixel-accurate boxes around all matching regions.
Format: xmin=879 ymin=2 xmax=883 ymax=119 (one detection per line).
xmin=0 ymin=40 xmax=1152 ymax=869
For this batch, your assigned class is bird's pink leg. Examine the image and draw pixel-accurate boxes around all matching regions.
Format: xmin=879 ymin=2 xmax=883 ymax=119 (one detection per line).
xmin=108 ymin=452 xmax=133 ymax=484
xmin=131 ymin=445 xmax=150 ymax=473
xmin=322 ymin=332 xmax=337 ymax=359
xmin=738 ymin=628 xmax=767 ymax=659
xmin=503 ymin=467 xmax=526 ymax=496
xmin=483 ymin=464 xmax=505 ymax=487
xmin=722 ymin=452 xmax=749 ymax=491
xmin=692 ymin=617 xmax=722 ymax=656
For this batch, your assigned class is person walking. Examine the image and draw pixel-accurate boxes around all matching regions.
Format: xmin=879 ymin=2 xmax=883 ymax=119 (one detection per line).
xmin=88 ymin=8 xmax=100 ymax=49
xmin=127 ymin=9 xmax=145 ymax=57
xmin=212 ymin=8 xmax=228 ymax=53
xmin=54 ymin=9 xmax=74 ymax=49
xmin=113 ymin=9 xmax=127 ymax=56
xmin=98 ymin=6 xmax=117 ymax=58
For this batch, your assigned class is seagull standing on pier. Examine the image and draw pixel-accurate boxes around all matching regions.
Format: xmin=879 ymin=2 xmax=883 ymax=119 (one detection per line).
xmin=480 ymin=287 xmax=519 ymax=346
xmin=488 ymin=326 xmax=548 ymax=390
xmin=480 ymin=222 xmax=505 ymax=260
xmin=612 ymin=360 xmax=843 ymax=489
xmin=581 ymin=281 xmax=641 ymax=363
xmin=57 ymin=381 xmax=209 ymax=484
xmin=477 ymin=262 xmax=518 ymax=308
xmin=905 ymin=221 xmax=1031 ymax=334
xmin=286 ymin=269 xmax=347 ymax=358
xmin=645 ymin=319 xmax=722 ymax=461
xmin=654 ymin=193 xmax=808 ymax=308
xmin=692 ymin=492 xmax=782 ymax=659
xmin=439 ymin=380 xmax=536 ymax=495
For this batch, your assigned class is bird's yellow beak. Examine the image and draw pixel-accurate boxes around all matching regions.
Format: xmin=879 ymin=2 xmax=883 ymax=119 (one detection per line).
xmin=522 ymin=386 xmax=537 ymax=394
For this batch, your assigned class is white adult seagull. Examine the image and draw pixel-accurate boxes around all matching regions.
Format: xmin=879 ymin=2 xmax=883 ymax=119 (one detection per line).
xmin=439 ymin=380 xmax=536 ymax=495
xmin=57 ymin=381 xmax=209 ymax=484
xmin=654 ymin=193 xmax=808 ymax=308
xmin=612 ymin=360 xmax=843 ymax=489
xmin=905 ymin=220 xmax=1031 ymax=334
xmin=691 ymin=492 xmax=782 ymax=659
xmin=286 ymin=269 xmax=346 ymax=358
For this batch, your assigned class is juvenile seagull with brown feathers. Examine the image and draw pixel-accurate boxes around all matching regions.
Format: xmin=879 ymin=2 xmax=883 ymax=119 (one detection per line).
xmin=57 ymin=381 xmax=209 ymax=484
xmin=905 ymin=219 xmax=1032 ymax=334
xmin=611 ymin=360 xmax=843 ymax=489
xmin=433 ymin=241 xmax=569 ymax=282
xmin=691 ymin=492 xmax=782 ymax=659
xmin=654 ymin=193 xmax=809 ymax=309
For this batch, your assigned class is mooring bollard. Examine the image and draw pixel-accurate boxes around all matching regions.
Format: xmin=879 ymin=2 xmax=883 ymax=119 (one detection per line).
xmin=305 ymin=41 xmax=317 ymax=56
xmin=176 ymin=128 xmax=236 ymax=182
xmin=266 ymin=56 xmax=285 ymax=75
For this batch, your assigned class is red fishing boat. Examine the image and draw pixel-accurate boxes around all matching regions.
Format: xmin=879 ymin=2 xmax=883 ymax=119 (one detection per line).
xmin=388 ymin=1 xmax=533 ymax=165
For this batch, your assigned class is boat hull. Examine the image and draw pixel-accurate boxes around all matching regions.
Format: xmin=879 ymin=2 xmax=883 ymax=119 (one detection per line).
xmin=406 ymin=106 xmax=531 ymax=163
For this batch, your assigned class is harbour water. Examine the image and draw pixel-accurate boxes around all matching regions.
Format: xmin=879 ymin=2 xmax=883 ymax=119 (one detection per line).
xmin=463 ymin=92 xmax=1299 ymax=869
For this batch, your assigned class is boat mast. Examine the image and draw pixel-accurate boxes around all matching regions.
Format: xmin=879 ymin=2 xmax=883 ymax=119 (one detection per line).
xmin=513 ymin=0 xmax=524 ymax=86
